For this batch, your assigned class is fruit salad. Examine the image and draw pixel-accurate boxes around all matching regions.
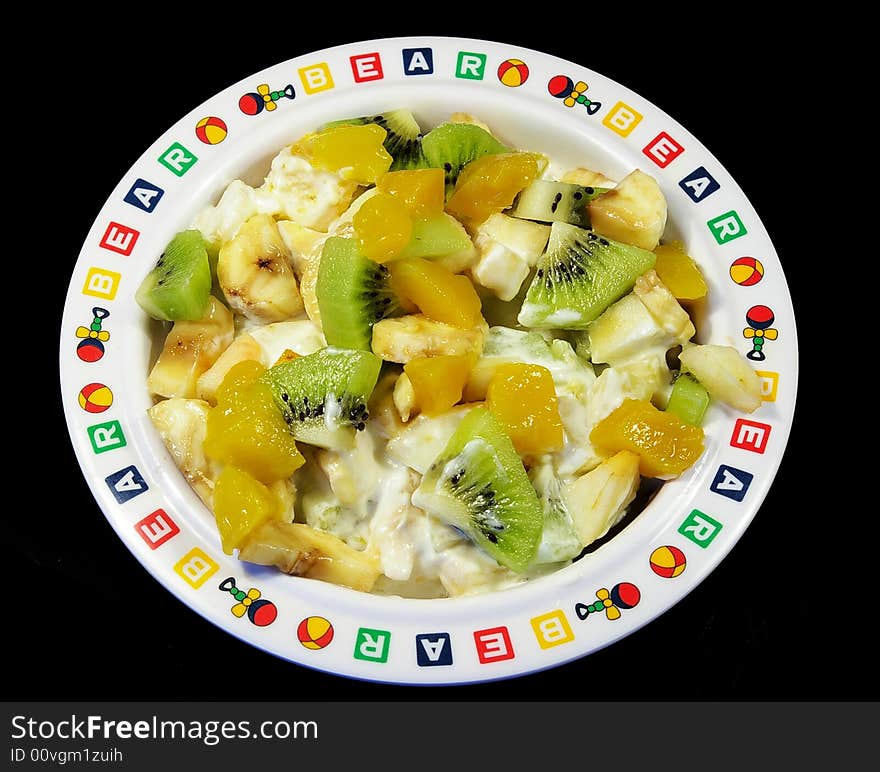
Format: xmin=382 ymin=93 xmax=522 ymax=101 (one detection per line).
xmin=139 ymin=110 xmax=763 ymax=598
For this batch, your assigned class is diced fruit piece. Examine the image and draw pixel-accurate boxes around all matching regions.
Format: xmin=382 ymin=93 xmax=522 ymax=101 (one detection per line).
xmin=564 ymin=451 xmax=641 ymax=546
xmin=148 ymin=398 xmax=218 ymax=507
xmin=678 ymin=344 xmax=762 ymax=413
xmin=136 ymin=230 xmax=212 ymax=321
xmin=392 ymin=372 xmax=418 ymax=422
xmin=396 ymin=214 xmax=473 ymax=262
xmin=509 ymin=180 xmax=608 ymax=228
xmin=518 ymin=222 xmax=656 ymax=329
xmin=529 ymin=461 xmax=582 ymax=564
xmin=260 ymin=348 xmax=383 ymax=450
xmin=276 ymin=220 xmax=326 ymax=278
xmin=666 ymin=373 xmax=710 ymax=426
xmin=421 ymin=122 xmax=509 ymax=194
xmin=475 ymin=213 xmax=551 ymax=267
xmin=213 ymin=466 xmax=279 ymax=555
xmin=218 ymin=213 xmax=303 ymax=323
xmin=653 ymin=241 xmax=708 ymax=301
xmin=386 ymin=405 xmax=475 ymax=474
xmin=388 ymin=258 xmax=482 ymax=328
xmin=293 ymin=123 xmax=392 ymax=185
xmin=323 ymin=110 xmax=426 ymax=171
xmin=472 ymin=243 xmax=529 ymax=302
xmin=590 ymin=398 xmax=704 ymax=478
xmin=353 ymin=193 xmax=413 ymax=262
xmin=561 ymin=167 xmax=617 ymax=188
xmin=486 ymin=363 xmax=564 ymax=455
xmin=196 ymin=333 xmax=263 ymax=403
xmin=411 ymin=407 xmax=544 ymax=572
xmin=247 ymin=319 xmax=325 ymax=365
xmin=447 ymin=152 xmax=542 ymax=226
xmin=204 ymin=361 xmax=305 ymax=483
xmin=588 ymin=169 xmax=667 ymax=251
xmin=378 ymin=168 xmax=445 ymax=218
xmin=316 ymin=237 xmax=404 ymax=350
xmin=147 ymin=297 xmax=233 ymax=398
xmin=404 ymin=354 xmax=472 ymax=416
xmin=449 ymin=113 xmax=493 ymax=132
xmin=371 ymin=314 xmax=485 ymax=363
xmin=239 ymin=520 xmax=381 ymax=592
xmin=633 ymin=269 xmax=695 ymax=344
xmin=588 ymin=294 xmax=678 ymax=366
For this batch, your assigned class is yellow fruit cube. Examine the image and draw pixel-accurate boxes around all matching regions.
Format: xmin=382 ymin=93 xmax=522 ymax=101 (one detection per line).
xmin=388 ymin=257 xmax=482 ymax=328
xmin=653 ymin=241 xmax=708 ymax=301
xmin=447 ymin=152 xmax=542 ymax=226
xmin=204 ymin=361 xmax=305 ymax=483
xmin=353 ymin=193 xmax=413 ymax=263
xmin=378 ymin=168 xmax=445 ymax=218
xmin=404 ymin=355 xmax=473 ymax=416
xmin=486 ymin=363 xmax=564 ymax=455
xmin=213 ymin=466 xmax=279 ymax=554
xmin=589 ymin=398 xmax=704 ymax=478
xmin=293 ymin=123 xmax=392 ymax=185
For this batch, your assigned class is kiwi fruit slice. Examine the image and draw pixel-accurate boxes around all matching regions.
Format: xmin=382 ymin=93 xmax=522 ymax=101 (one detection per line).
xmin=395 ymin=214 xmax=472 ymax=260
xmin=411 ymin=406 xmax=543 ymax=572
xmin=517 ymin=222 xmax=656 ymax=329
xmin=261 ymin=348 xmax=382 ymax=450
xmin=421 ymin=123 xmax=509 ymax=194
xmin=529 ymin=461 xmax=582 ymax=565
xmin=510 ymin=180 xmax=610 ymax=229
xmin=323 ymin=109 xmax=426 ymax=170
xmin=316 ymin=237 xmax=405 ymax=350
xmin=135 ymin=229 xmax=212 ymax=321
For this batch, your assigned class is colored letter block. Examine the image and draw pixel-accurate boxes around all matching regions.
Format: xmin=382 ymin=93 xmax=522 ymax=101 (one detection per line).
xmin=173 ymin=547 xmax=219 ymax=589
xmin=456 ymin=51 xmax=486 ymax=80
xmin=402 ymin=47 xmax=433 ymax=76
xmin=299 ymin=63 xmax=334 ymax=94
xmin=100 ymin=222 xmax=139 ymax=256
xmin=415 ymin=632 xmax=453 ymax=666
xmin=678 ymin=166 xmax=720 ymax=203
xmin=678 ymin=509 xmax=722 ymax=548
xmin=82 ymin=267 xmax=121 ymax=300
xmin=354 ymin=627 xmax=390 ymax=663
xmin=730 ymin=418 xmax=771 ymax=453
xmin=158 ymin=142 xmax=198 ymax=177
xmin=350 ymin=52 xmax=383 ymax=82
xmin=708 ymin=210 xmax=747 ymax=244
xmin=474 ymin=626 xmax=514 ymax=664
xmin=87 ymin=420 xmax=126 ymax=454
xmin=643 ymin=131 xmax=684 ymax=168
xmin=135 ymin=509 xmax=180 ymax=550
xmin=531 ymin=610 xmax=575 ymax=650
xmin=602 ymin=101 xmax=643 ymax=137
xmin=710 ymin=464 xmax=754 ymax=502
xmin=124 ymin=178 xmax=164 ymax=212
xmin=105 ymin=465 xmax=148 ymax=504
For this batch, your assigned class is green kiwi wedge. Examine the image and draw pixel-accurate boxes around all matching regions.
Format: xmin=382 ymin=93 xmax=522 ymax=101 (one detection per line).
xmin=411 ymin=406 xmax=543 ymax=572
xmin=509 ymin=180 xmax=610 ymax=228
xmin=261 ymin=348 xmax=383 ymax=450
xmin=135 ymin=230 xmax=212 ymax=321
xmin=517 ymin=222 xmax=656 ymax=329
xmin=529 ymin=461 xmax=582 ymax=564
xmin=323 ymin=109 xmax=426 ymax=170
xmin=316 ymin=237 xmax=405 ymax=350
xmin=421 ymin=123 xmax=509 ymax=194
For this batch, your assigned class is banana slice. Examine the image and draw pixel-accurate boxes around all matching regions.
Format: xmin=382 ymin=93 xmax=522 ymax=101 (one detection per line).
xmin=239 ymin=520 xmax=381 ymax=592
xmin=565 ymin=450 xmax=641 ymax=546
xmin=195 ymin=333 xmax=263 ymax=403
xmin=588 ymin=169 xmax=667 ymax=250
xmin=392 ymin=372 xmax=418 ymax=422
xmin=679 ymin=343 xmax=763 ymax=413
xmin=634 ymin=269 xmax=695 ymax=344
xmin=561 ymin=167 xmax=617 ymax=188
xmin=148 ymin=398 xmax=219 ymax=507
xmin=218 ymin=213 xmax=304 ymax=323
xmin=147 ymin=297 xmax=233 ymax=398
xmin=371 ymin=314 xmax=486 ymax=363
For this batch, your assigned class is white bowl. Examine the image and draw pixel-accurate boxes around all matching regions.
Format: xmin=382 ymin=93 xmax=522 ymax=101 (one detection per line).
xmin=59 ymin=36 xmax=797 ymax=684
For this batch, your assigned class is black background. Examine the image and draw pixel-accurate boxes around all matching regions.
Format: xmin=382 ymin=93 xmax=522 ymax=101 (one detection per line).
xmin=14 ymin=15 xmax=859 ymax=700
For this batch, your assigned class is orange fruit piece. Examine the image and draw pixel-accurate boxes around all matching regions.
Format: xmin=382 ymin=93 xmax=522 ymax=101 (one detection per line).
xmin=653 ymin=241 xmax=708 ymax=301
xmin=486 ymin=363 xmax=564 ymax=455
xmin=589 ymin=398 xmax=704 ymax=478
xmin=205 ymin=361 xmax=305 ymax=484
xmin=404 ymin=354 xmax=473 ymax=416
xmin=294 ymin=123 xmax=392 ymax=185
xmin=388 ymin=257 xmax=482 ymax=328
xmin=447 ymin=152 xmax=542 ymax=226
xmin=213 ymin=466 xmax=279 ymax=555
xmin=378 ymin=168 xmax=445 ymax=218
xmin=353 ymin=193 xmax=413 ymax=263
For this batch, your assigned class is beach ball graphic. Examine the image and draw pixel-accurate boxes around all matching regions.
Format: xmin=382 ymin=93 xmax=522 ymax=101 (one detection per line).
xmin=498 ymin=59 xmax=529 ymax=87
xmin=78 ymin=383 xmax=113 ymax=414
xmin=730 ymin=256 xmax=764 ymax=286
xmin=297 ymin=616 xmax=334 ymax=650
xmin=195 ymin=116 xmax=228 ymax=145
xmin=650 ymin=545 xmax=687 ymax=578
